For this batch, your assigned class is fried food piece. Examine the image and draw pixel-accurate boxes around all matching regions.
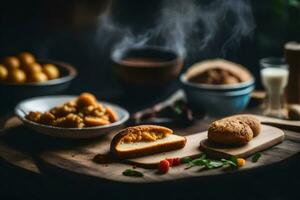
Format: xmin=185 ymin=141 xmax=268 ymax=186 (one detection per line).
xmin=43 ymin=64 xmax=60 ymax=80
xmin=38 ymin=112 xmax=56 ymax=125
xmin=56 ymin=114 xmax=84 ymax=128
xmin=77 ymin=93 xmax=97 ymax=107
xmin=25 ymin=92 xmax=118 ymax=128
xmin=50 ymin=103 xmax=78 ymax=117
xmin=3 ymin=56 xmax=20 ymax=70
xmin=7 ymin=69 xmax=26 ymax=83
xmin=84 ymin=116 xmax=110 ymax=126
xmin=25 ymin=111 xmax=42 ymax=122
xmin=18 ymin=52 xmax=36 ymax=66
xmin=208 ymin=119 xmax=253 ymax=146
xmin=106 ymin=106 xmax=117 ymax=122
xmin=0 ymin=65 xmax=8 ymax=81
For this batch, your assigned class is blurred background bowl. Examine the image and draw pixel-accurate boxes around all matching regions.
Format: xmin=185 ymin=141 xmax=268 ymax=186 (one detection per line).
xmin=180 ymin=73 xmax=255 ymax=116
xmin=0 ymin=59 xmax=77 ymax=109
xmin=111 ymin=46 xmax=184 ymax=108
xmin=180 ymin=74 xmax=255 ymax=92
xmin=112 ymin=46 xmax=184 ymax=86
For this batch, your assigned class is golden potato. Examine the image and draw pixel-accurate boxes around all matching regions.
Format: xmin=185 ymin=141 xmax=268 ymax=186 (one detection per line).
xmin=18 ymin=52 xmax=35 ymax=66
xmin=28 ymin=71 xmax=48 ymax=82
xmin=3 ymin=56 xmax=20 ymax=70
xmin=8 ymin=69 xmax=26 ymax=83
xmin=23 ymin=63 xmax=42 ymax=74
xmin=77 ymin=93 xmax=97 ymax=107
xmin=0 ymin=64 xmax=8 ymax=81
xmin=43 ymin=64 xmax=60 ymax=79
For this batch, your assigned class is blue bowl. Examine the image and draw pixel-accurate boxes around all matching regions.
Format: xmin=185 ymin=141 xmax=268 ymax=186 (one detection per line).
xmin=180 ymin=74 xmax=255 ymax=92
xmin=181 ymin=80 xmax=254 ymax=117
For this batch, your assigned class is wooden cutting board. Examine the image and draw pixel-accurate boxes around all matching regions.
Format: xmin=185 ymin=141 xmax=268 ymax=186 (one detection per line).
xmin=254 ymin=115 xmax=300 ymax=132
xmin=127 ymin=125 xmax=284 ymax=167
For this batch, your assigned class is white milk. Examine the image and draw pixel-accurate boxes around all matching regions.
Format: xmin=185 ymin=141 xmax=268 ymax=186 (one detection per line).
xmin=261 ymin=68 xmax=289 ymax=93
xmin=261 ymin=68 xmax=289 ymax=110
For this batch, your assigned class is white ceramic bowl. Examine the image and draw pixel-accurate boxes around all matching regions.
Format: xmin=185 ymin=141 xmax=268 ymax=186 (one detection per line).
xmin=15 ymin=96 xmax=129 ymax=139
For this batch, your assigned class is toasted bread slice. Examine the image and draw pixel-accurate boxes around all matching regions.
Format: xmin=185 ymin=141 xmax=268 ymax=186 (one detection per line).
xmin=110 ymin=125 xmax=186 ymax=159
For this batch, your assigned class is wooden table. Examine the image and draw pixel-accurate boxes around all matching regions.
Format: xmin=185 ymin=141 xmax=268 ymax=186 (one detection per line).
xmin=0 ymin=113 xmax=300 ymax=199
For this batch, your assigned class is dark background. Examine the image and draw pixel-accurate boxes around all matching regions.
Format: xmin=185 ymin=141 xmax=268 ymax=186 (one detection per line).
xmin=0 ymin=0 xmax=299 ymax=96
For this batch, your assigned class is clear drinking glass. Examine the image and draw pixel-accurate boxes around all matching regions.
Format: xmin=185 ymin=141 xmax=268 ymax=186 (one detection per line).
xmin=260 ymin=58 xmax=289 ymax=118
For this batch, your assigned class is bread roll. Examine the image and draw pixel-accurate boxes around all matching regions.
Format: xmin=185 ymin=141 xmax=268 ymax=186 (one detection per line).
xmin=208 ymin=119 xmax=253 ymax=146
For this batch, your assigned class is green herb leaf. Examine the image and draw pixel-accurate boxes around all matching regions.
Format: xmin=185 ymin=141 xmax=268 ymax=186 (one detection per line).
xmin=191 ymin=158 xmax=207 ymax=166
xmin=230 ymin=156 xmax=238 ymax=165
xmin=181 ymin=157 xmax=193 ymax=164
xmin=122 ymin=169 xmax=144 ymax=177
xmin=252 ymin=152 xmax=262 ymax=162
xmin=184 ymin=154 xmax=225 ymax=169
xmin=199 ymin=154 xmax=206 ymax=159
xmin=173 ymin=106 xmax=183 ymax=115
xmin=221 ymin=159 xmax=237 ymax=167
xmin=207 ymin=160 xmax=223 ymax=168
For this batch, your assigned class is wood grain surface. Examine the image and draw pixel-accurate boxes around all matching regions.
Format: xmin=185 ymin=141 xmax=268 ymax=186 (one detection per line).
xmin=0 ymin=116 xmax=300 ymax=183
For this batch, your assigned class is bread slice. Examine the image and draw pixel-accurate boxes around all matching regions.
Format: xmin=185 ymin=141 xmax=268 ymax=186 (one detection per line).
xmin=110 ymin=125 xmax=186 ymax=159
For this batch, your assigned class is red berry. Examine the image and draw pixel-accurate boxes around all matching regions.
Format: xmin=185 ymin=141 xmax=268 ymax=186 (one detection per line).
xmin=159 ymin=160 xmax=170 ymax=174
xmin=172 ymin=157 xmax=181 ymax=166
xmin=166 ymin=158 xmax=174 ymax=166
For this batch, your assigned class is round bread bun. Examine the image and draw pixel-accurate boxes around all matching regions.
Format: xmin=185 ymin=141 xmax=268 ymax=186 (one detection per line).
xmin=208 ymin=119 xmax=253 ymax=146
xmin=224 ymin=115 xmax=261 ymax=137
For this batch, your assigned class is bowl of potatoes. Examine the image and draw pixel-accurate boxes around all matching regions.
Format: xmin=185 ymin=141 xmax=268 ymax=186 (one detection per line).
xmin=0 ymin=52 xmax=77 ymax=104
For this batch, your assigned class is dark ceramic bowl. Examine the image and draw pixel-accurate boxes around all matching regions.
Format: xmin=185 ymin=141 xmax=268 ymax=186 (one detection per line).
xmin=111 ymin=46 xmax=184 ymax=86
xmin=0 ymin=59 xmax=77 ymax=107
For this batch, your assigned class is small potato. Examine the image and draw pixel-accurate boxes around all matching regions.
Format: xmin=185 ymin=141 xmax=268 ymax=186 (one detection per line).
xmin=43 ymin=64 xmax=60 ymax=80
xmin=18 ymin=52 xmax=35 ymax=66
xmin=3 ymin=56 xmax=20 ymax=70
xmin=0 ymin=64 xmax=8 ymax=81
xmin=28 ymin=71 xmax=48 ymax=82
xmin=23 ymin=63 xmax=42 ymax=74
xmin=77 ymin=93 xmax=97 ymax=107
xmin=8 ymin=69 xmax=26 ymax=83
xmin=84 ymin=116 xmax=110 ymax=126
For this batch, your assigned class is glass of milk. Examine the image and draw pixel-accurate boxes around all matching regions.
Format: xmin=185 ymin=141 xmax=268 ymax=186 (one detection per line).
xmin=260 ymin=58 xmax=289 ymax=118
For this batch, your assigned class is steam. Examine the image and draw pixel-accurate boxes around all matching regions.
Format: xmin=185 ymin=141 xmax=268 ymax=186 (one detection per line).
xmin=97 ymin=0 xmax=255 ymax=58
